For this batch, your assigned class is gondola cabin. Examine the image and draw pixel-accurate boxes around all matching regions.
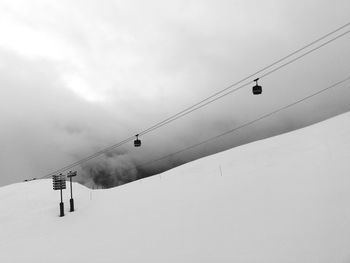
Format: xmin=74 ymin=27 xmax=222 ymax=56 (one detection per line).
xmin=134 ymin=134 xmax=141 ymax=147
xmin=252 ymin=78 xmax=262 ymax=95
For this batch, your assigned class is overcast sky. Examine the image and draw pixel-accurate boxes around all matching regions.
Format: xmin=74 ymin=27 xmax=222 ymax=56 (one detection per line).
xmin=0 ymin=0 xmax=350 ymax=187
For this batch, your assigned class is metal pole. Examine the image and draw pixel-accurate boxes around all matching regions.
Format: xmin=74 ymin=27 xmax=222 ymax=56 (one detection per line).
xmin=70 ymin=177 xmax=73 ymax=198
xmin=60 ymin=186 xmax=64 ymax=217
xmin=69 ymin=176 xmax=74 ymax=212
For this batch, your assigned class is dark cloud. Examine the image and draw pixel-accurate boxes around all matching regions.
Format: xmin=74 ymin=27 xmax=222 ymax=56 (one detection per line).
xmin=78 ymin=149 xmax=154 ymax=188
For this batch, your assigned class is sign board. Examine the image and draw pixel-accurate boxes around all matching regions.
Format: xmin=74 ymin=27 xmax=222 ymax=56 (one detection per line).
xmin=52 ymin=175 xmax=66 ymax=190
xmin=67 ymin=171 xmax=77 ymax=178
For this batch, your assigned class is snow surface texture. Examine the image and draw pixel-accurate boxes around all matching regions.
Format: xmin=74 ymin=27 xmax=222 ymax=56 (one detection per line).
xmin=1 ymin=112 xmax=350 ymax=263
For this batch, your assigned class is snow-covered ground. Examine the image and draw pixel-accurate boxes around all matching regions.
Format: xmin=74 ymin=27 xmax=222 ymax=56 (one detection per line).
xmin=1 ymin=112 xmax=350 ymax=263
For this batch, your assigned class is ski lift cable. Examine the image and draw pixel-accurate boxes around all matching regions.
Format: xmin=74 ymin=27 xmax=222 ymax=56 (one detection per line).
xmin=40 ymin=136 xmax=135 ymax=178
xmin=139 ymin=28 xmax=350 ymax=137
xmin=39 ymin=25 xmax=350 ymax=179
xmin=259 ymin=30 xmax=350 ymax=79
xmin=42 ymin=73 xmax=350 ymax=180
xmin=37 ymin=23 xmax=350 ymax=179
xmin=126 ymin=76 xmax=350 ymax=173
xmin=138 ymin=21 xmax=350 ymax=136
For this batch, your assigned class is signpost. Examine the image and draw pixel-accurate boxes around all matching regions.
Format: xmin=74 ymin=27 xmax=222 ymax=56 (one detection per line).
xmin=67 ymin=171 xmax=77 ymax=212
xmin=52 ymin=174 xmax=66 ymax=217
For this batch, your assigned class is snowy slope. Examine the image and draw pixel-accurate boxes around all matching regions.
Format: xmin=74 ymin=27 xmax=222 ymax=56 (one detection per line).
xmin=1 ymin=112 xmax=350 ymax=263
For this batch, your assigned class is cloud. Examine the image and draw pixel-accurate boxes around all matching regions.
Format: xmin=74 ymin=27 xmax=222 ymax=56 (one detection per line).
xmin=79 ymin=149 xmax=154 ymax=188
xmin=0 ymin=0 xmax=350 ymax=187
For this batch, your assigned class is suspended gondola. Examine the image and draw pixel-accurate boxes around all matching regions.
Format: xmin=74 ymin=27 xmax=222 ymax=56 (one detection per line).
xmin=252 ymin=78 xmax=262 ymax=95
xmin=134 ymin=134 xmax=141 ymax=147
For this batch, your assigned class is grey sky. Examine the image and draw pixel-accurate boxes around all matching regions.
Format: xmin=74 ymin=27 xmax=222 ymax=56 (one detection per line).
xmin=0 ymin=0 xmax=349 ymax=187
